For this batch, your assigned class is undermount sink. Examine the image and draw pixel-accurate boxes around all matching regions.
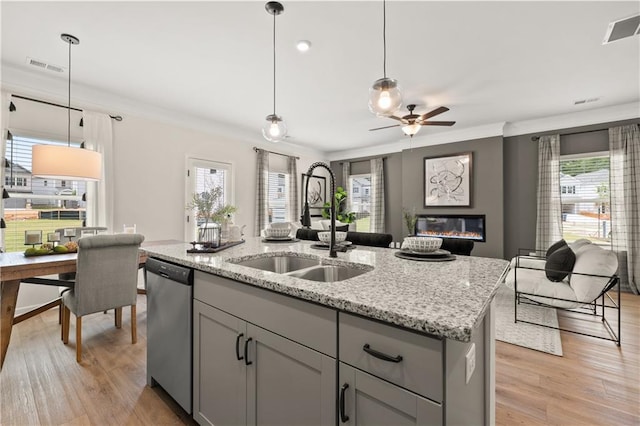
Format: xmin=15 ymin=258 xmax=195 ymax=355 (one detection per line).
xmin=230 ymin=254 xmax=373 ymax=282
xmin=287 ymin=265 xmax=370 ymax=282
xmin=231 ymin=255 xmax=320 ymax=273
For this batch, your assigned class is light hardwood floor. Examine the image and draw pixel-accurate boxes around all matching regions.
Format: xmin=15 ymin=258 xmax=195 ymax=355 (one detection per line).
xmin=1 ymin=293 xmax=638 ymax=425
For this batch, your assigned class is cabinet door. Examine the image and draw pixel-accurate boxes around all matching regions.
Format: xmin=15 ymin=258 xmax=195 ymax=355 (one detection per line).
xmin=246 ymin=324 xmax=336 ymax=426
xmin=339 ymin=363 xmax=442 ymax=426
xmin=193 ymin=300 xmax=247 ymax=426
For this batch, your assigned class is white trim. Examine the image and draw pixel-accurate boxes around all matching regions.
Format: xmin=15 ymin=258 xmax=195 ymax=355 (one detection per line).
xmin=560 ymin=151 xmax=609 ymax=160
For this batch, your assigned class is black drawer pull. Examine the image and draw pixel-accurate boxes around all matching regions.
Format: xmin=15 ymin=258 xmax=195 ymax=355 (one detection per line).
xmin=235 ymin=333 xmax=244 ymax=361
xmin=244 ymin=337 xmax=253 ymax=366
xmin=363 ymin=344 xmax=403 ymax=363
xmin=339 ymin=383 xmax=349 ymax=423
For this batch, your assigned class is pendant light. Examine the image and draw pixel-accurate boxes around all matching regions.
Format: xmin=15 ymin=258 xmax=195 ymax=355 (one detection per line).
xmin=368 ymin=0 xmax=402 ymax=117
xmin=32 ymin=34 xmax=102 ymax=181
xmin=262 ymin=1 xmax=287 ymax=142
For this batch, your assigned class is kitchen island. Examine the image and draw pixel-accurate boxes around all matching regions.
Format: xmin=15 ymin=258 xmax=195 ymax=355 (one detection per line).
xmin=142 ymin=237 xmax=509 ymax=425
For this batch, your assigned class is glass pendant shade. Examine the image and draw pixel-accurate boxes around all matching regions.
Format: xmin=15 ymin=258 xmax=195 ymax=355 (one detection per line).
xmin=32 ymin=145 xmax=101 ymax=181
xmin=402 ymin=123 xmax=421 ymax=136
xmin=368 ymin=77 xmax=402 ymax=116
xmin=261 ymin=114 xmax=287 ymax=142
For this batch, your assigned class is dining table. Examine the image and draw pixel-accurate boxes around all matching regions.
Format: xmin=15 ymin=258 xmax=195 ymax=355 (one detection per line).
xmin=0 ymin=241 xmax=176 ymax=370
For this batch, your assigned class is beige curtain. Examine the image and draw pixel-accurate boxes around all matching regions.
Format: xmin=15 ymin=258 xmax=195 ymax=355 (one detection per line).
xmin=535 ymin=134 xmax=563 ymax=252
xmin=286 ymin=156 xmax=298 ymax=223
xmin=254 ymin=149 xmax=269 ymax=236
xmin=370 ymin=158 xmax=385 ymax=233
xmin=83 ymin=111 xmax=113 ymax=231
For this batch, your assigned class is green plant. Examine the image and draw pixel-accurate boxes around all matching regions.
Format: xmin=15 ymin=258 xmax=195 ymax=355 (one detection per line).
xmin=321 ymin=186 xmax=356 ymax=223
xmin=403 ymin=208 xmax=417 ymax=235
xmin=186 ymin=186 xmax=238 ymax=228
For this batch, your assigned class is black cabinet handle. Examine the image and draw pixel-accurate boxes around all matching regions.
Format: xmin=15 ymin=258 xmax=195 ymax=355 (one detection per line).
xmin=235 ymin=333 xmax=244 ymax=361
xmin=339 ymin=383 xmax=349 ymax=423
xmin=244 ymin=337 xmax=253 ymax=366
xmin=363 ymin=344 xmax=403 ymax=363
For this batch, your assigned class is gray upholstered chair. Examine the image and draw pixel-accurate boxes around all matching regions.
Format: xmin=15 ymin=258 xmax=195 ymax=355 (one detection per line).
xmin=61 ymin=233 xmax=144 ymax=362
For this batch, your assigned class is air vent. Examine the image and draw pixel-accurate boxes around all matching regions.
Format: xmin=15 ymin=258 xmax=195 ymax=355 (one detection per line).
xmin=603 ymin=14 xmax=640 ymax=44
xmin=26 ymin=57 xmax=65 ymax=73
xmin=574 ymin=97 xmax=600 ymax=106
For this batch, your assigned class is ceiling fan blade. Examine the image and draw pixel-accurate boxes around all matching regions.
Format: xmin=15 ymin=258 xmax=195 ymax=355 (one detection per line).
xmin=419 ymin=120 xmax=456 ymax=126
xmin=387 ymin=115 xmax=406 ymax=122
xmin=369 ymin=124 xmax=401 ymax=131
xmin=418 ymin=106 xmax=450 ymax=121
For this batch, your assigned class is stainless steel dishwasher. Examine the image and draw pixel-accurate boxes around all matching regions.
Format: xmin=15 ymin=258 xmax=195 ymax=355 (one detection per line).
xmin=145 ymin=257 xmax=193 ymax=414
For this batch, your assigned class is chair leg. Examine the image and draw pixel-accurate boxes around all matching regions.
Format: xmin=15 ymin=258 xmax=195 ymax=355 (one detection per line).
xmin=131 ymin=304 xmax=137 ymax=344
xmin=58 ymin=301 xmax=62 ymax=325
xmin=76 ymin=315 xmax=82 ymax=363
xmin=115 ymin=307 xmax=122 ymax=329
xmin=62 ymin=306 xmax=70 ymax=344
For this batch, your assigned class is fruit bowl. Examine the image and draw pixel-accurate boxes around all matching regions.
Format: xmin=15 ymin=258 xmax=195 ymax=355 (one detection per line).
xmin=264 ymin=227 xmax=291 ymax=238
xmin=401 ymin=237 xmax=442 ymax=253
xmin=317 ymin=231 xmax=347 ymax=244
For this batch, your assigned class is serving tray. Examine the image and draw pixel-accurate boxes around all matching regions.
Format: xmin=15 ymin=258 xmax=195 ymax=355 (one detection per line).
xmin=187 ymin=240 xmax=245 ymax=253
xmin=394 ymin=251 xmax=456 ymax=262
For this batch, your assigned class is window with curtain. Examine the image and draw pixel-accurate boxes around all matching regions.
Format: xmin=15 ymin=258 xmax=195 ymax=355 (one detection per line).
xmin=560 ymin=153 xmax=611 ymax=247
xmin=348 ymin=173 xmax=371 ymax=232
xmin=267 ymin=171 xmax=290 ymax=224
xmin=3 ymin=134 xmax=86 ymax=252
xmin=186 ymin=158 xmax=233 ymax=241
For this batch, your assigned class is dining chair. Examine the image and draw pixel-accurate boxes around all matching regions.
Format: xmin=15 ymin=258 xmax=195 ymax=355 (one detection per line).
xmin=61 ymin=233 xmax=144 ymax=362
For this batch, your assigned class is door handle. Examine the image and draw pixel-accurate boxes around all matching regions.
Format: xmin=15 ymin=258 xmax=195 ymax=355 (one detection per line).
xmin=363 ymin=344 xmax=403 ymax=363
xmin=339 ymin=383 xmax=350 ymax=423
xmin=235 ymin=333 xmax=244 ymax=361
xmin=244 ymin=337 xmax=253 ymax=366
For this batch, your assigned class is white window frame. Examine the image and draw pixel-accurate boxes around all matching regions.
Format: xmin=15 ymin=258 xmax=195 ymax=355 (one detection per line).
xmin=185 ymin=157 xmax=234 ymax=242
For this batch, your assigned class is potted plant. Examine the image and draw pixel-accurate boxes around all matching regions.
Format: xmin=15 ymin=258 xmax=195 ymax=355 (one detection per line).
xmin=403 ymin=208 xmax=417 ymax=236
xmin=321 ymin=186 xmax=356 ymax=223
xmin=187 ymin=186 xmax=238 ymax=243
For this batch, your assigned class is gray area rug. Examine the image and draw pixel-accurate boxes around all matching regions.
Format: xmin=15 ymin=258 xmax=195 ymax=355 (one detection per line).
xmin=494 ymin=284 xmax=563 ymax=356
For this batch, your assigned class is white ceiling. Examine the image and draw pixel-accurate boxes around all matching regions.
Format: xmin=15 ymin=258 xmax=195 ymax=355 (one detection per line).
xmin=1 ymin=1 xmax=639 ymax=156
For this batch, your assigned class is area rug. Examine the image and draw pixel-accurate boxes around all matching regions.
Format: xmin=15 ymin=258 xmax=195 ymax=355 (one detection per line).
xmin=494 ymin=283 xmax=563 ymax=356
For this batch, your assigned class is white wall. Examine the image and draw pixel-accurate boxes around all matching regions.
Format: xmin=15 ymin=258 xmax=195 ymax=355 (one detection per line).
xmin=3 ymin=90 xmax=327 ymax=312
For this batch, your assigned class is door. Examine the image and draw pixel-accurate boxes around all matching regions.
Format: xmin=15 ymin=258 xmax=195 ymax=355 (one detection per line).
xmin=246 ymin=324 xmax=336 ymax=426
xmin=193 ymin=301 xmax=247 ymax=426
xmin=338 ymin=363 xmax=442 ymax=426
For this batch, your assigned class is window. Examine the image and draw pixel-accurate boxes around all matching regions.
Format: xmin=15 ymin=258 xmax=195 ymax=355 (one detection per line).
xmin=186 ymin=158 xmax=233 ymax=242
xmin=348 ymin=174 xmax=371 ymax=232
xmin=268 ymin=172 xmax=289 ymax=224
xmin=560 ymin=153 xmax=610 ymax=247
xmin=2 ymin=135 xmax=86 ymax=252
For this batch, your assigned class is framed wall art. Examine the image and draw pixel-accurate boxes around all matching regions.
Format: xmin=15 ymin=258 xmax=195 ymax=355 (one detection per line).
xmin=424 ymin=152 xmax=473 ymax=207
xmin=301 ymin=174 xmax=326 ymax=217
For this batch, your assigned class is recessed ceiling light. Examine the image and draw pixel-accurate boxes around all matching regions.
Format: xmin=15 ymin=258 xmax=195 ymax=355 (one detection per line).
xmin=296 ymin=40 xmax=311 ymax=52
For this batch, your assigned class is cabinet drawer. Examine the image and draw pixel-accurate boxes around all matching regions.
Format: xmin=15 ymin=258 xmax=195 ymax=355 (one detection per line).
xmin=194 ymin=271 xmax=337 ymax=357
xmin=339 ymin=312 xmax=443 ymax=402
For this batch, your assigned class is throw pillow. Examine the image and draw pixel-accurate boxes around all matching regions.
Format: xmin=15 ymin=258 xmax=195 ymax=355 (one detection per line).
xmin=545 ymin=245 xmax=576 ymax=282
xmin=545 ymin=239 xmax=567 ymax=257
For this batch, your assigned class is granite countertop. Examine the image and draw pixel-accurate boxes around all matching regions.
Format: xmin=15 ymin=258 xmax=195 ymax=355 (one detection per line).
xmin=142 ymin=237 xmax=509 ymax=342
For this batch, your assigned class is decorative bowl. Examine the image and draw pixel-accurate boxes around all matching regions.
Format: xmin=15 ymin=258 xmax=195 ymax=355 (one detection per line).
xmin=270 ymin=222 xmax=291 ymax=230
xmin=264 ymin=227 xmax=291 ymax=238
xmin=402 ymin=236 xmax=442 ymax=253
xmin=317 ymin=231 xmax=347 ymax=244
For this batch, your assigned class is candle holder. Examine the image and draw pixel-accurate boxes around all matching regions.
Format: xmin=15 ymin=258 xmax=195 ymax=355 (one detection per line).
xmin=47 ymin=232 xmax=61 ymax=247
xmin=25 ymin=230 xmax=42 ymax=248
xmin=63 ymin=228 xmax=76 ymax=242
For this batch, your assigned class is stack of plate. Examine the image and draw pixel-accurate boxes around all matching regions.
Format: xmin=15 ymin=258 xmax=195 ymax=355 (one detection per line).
xmin=395 ymin=248 xmax=456 ymax=262
xmin=262 ymin=236 xmax=296 ymax=242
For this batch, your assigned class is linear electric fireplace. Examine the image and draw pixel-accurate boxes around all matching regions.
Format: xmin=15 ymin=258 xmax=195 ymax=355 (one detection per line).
xmin=415 ymin=214 xmax=486 ymax=242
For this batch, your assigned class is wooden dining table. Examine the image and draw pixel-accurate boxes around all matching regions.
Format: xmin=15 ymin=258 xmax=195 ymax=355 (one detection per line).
xmin=0 ymin=241 xmax=168 ymax=370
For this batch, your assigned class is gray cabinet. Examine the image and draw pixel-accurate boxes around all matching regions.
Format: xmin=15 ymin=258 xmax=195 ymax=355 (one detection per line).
xmin=193 ymin=272 xmax=336 ymax=426
xmin=339 ymin=363 xmax=442 ymax=426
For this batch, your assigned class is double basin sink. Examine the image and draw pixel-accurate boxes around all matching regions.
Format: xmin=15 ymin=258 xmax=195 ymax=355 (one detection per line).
xmin=230 ymin=254 xmax=372 ymax=283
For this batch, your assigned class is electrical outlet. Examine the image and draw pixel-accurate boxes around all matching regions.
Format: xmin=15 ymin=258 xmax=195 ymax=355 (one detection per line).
xmin=465 ymin=343 xmax=476 ymax=384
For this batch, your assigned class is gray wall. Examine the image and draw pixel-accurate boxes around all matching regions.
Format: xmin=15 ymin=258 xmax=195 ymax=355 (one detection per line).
xmin=503 ymin=118 xmax=640 ymax=259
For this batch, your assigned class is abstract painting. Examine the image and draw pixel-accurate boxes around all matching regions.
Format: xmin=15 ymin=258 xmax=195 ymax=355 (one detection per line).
xmin=424 ymin=152 xmax=472 ymax=207
xmin=301 ymin=174 xmax=326 ymax=217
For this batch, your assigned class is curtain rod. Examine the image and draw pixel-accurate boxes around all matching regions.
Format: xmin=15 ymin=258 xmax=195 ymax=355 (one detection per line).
xmin=253 ymin=146 xmax=299 ymax=159
xmin=530 ymin=128 xmax=606 ymax=142
xmin=339 ymin=156 xmax=388 ymax=165
xmin=11 ymin=94 xmax=123 ymax=121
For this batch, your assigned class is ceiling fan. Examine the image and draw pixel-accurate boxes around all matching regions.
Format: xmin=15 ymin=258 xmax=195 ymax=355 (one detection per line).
xmin=369 ymin=104 xmax=456 ymax=137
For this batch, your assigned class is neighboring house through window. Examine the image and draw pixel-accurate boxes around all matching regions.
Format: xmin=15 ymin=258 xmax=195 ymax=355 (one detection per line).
xmin=348 ymin=173 xmax=371 ymax=232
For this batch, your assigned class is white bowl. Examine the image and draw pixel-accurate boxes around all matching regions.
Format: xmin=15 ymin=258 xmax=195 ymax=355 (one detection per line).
xmin=264 ymin=227 xmax=291 ymax=238
xmin=402 ymin=236 xmax=442 ymax=253
xmin=270 ymin=222 xmax=291 ymax=230
xmin=317 ymin=231 xmax=347 ymax=244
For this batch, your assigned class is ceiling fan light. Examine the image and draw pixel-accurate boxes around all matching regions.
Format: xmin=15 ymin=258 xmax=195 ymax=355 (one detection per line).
xmin=402 ymin=123 xmax=421 ymax=136
xmin=262 ymin=114 xmax=287 ymax=142
xmin=368 ymin=77 xmax=402 ymax=117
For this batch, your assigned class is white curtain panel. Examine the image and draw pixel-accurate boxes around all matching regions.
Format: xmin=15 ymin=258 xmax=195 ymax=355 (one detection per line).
xmin=287 ymin=156 xmax=298 ymax=224
xmin=370 ymin=158 xmax=385 ymax=233
xmin=82 ymin=111 xmax=113 ymax=231
xmin=342 ymin=161 xmax=351 ymax=213
xmin=254 ymin=149 xmax=269 ymax=236
xmin=609 ymin=124 xmax=640 ymax=294
xmin=1 ymin=93 xmax=11 ymax=220
xmin=535 ymin=134 xmax=563 ymax=252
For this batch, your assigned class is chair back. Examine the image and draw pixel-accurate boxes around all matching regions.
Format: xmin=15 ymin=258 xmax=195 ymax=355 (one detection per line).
xmin=346 ymin=231 xmax=393 ymax=248
xmin=440 ymin=238 xmax=474 ymax=256
xmin=71 ymin=234 xmax=144 ymax=316
xmin=55 ymin=227 xmax=109 ymax=242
